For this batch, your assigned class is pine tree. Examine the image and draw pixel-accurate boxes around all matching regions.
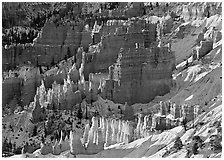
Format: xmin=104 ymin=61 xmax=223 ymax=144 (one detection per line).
xmin=44 ymin=125 xmax=47 ymax=137
xmin=41 ymin=135 xmax=45 ymax=144
xmin=192 ymin=142 xmax=198 ymax=154
xmin=2 ymin=138 xmax=8 ymax=152
xmin=77 ymin=105 xmax=83 ymax=121
xmin=32 ymin=125 xmax=38 ymax=137
xmin=51 ymin=57 xmax=55 ymax=66
xmin=149 ymin=2 xmax=153 ymax=9
xmin=174 ymin=136 xmax=183 ymax=150
xmin=67 ymin=47 xmax=71 ymax=57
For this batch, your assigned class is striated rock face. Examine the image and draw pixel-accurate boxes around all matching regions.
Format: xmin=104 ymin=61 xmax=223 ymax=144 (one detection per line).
xmin=20 ymin=67 xmax=41 ymax=106
xmin=2 ymin=20 xmax=84 ymax=71
xmin=2 ymin=2 xmax=86 ymax=71
xmin=83 ymin=19 xmax=157 ymax=79
xmin=2 ymin=66 xmax=41 ymax=111
xmin=2 ymin=44 xmax=38 ymax=71
xmin=81 ymin=25 xmax=92 ymax=52
xmin=31 ymin=94 xmax=46 ymax=123
xmin=82 ymin=16 xmax=177 ymax=105
xmin=34 ymin=21 xmax=84 ymax=66
xmin=101 ymin=45 xmax=175 ymax=105
xmin=176 ymin=2 xmax=222 ymax=21
xmin=2 ymin=2 xmax=220 ymax=109
xmin=70 ymin=130 xmax=85 ymax=155
xmin=2 ymin=77 xmax=23 ymax=111
xmin=2 ymin=2 xmax=220 ymax=71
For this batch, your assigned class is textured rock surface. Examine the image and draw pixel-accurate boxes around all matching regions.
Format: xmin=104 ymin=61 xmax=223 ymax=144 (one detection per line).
xmin=20 ymin=67 xmax=41 ymax=106
xmin=40 ymin=143 xmax=53 ymax=155
xmin=2 ymin=3 xmax=222 ymax=158
xmin=196 ymin=40 xmax=213 ymax=59
xmin=83 ymin=19 xmax=157 ymax=77
xmin=70 ymin=130 xmax=85 ymax=155
xmin=3 ymin=2 xmax=220 ymax=109
xmin=31 ymin=95 xmax=46 ymax=124
xmin=101 ymin=46 xmax=175 ymax=105
xmin=2 ymin=77 xmax=23 ymax=110
xmin=2 ymin=66 xmax=41 ymax=110
xmin=175 ymin=2 xmax=222 ymax=21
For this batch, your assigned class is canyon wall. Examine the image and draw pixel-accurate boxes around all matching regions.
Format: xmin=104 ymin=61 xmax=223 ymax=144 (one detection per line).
xmin=2 ymin=2 xmax=221 ymax=71
xmin=83 ymin=19 xmax=157 ymax=79
xmin=101 ymin=46 xmax=175 ymax=105
xmin=2 ymin=77 xmax=23 ymax=109
xmin=2 ymin=21 xmax=84 ymax=70
xmin=2 ymin=66 xmax=41 ymax=111
xmin=3 ymin=2 xmax=221 ymax=109
xmin=176 ymin=2 xmax=222 ymax=21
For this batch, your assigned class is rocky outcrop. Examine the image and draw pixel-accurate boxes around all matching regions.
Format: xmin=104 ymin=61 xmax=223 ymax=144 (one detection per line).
xmin=34 ymin=20 xmax=84 ymax=66
xmin=20 ymin=67 xmax=41 ymax=106
xmin=23 ymin=143 xmax=40 ymax=154
xmin=82 ymin=116 xmax=134 ymax=153
xmin=70 ymin=130 xmax=85 ymax=155
xmin=86 ymin=18 xmax=176 ymax=105
xmin=2 ymin=44 xmax=37 ymax=71
xmin=2 ymin=2 xmax=221 ymax=72
xmin=101 ymin=45 xmax=175 ymax=105
xmin=53 ymin=136 xmax=70 ymax=155
xmin=2 ymin=2 xmax=86 ymax=71
xmin=124 ymin=2 xmax=145 ymax=18
xmin=196 ymin=40 xmax=213 ymax=59
xmin=85 ymin=117 xmax=104 ymax=154
xmin=213 ymin=31 xmax=222 ymax=44
xmin=39 ymin=116 xmax=134 ymax=156
xmin=31 ymin=95 xmax=47 ymax=123
xmin=40 ymin=142 xmax=53 ymax=155
xmin=177 ymin=2 xmax=222 ymax=21
xmin=2 ymin=77 xmax=23 ymax=111
xmin=2 ymin=66 xmax=41 ymax=111
xmin=81 ymin=25 xmax=92 ymax=52
xmin=30 ymin=75 xmax=83 ymax=115
xmin=83 ymin=19 xmax=157 ymax=79
xmin=2 ymin=20 xmax=84 ymax=71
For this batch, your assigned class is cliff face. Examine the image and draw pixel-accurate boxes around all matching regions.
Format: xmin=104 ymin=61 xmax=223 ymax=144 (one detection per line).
xmin=83 ymin=19 xmax=157 ymax=79
xmin=2 ymin=44 xmax=37 ymax=71
xmin=2 ymin=77 xmax=23 ymax=110
xmin=101 ymin=45 xmax=175 ymax=105
xmin=2 ymin=2 xmax=221 ymax=72
xmin=5 ymin=2 xmax=218 ymax=108
xmin=21 ymin=67 xmax=41 ymax=106
xmin=2 ymin=21 xmax=84 ymax=70
xmin=2 ymin=66 xmax=41 ymax=110
xmin=3 ymin=3 xmax=220 ymax=109
xmin=77 ymin=14 xmax=176 ymax=105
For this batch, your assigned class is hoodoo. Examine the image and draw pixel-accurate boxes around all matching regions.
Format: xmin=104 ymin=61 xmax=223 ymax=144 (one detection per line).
xmin=2 ymin=2 xmax=222 ymax=158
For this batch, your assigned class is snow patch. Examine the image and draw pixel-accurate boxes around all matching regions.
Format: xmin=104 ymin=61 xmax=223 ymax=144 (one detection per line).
xmin=185 ymin=95 xmax=194 ymax=101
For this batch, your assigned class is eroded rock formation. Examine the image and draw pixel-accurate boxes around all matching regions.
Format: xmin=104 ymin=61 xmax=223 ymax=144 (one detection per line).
xmin=2 ymin=66 xmax=41 ymax=112
xmin=100 ymin=45 xmax=175 ymax=105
